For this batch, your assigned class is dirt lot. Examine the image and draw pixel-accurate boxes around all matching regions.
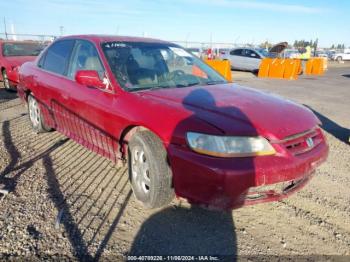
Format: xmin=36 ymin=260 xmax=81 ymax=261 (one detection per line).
xmin=0 ymin=65 xmax=349 ymax=261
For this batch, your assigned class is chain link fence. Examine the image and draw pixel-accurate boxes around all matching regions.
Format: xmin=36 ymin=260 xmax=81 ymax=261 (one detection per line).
xmin=0 ymin=33 xmax=56 ymax=43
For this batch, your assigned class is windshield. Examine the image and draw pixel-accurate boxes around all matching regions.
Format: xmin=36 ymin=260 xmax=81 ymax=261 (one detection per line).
xmin=101 ymin=42 xmax=227 ymax=92
xmin=2 ymin=42 xmax=44 ymax=57
xmin=255 ymin=48 xmax=269 ymax=57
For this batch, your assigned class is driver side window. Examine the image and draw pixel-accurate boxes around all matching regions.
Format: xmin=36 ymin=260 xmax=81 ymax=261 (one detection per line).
xmin=68 ymin=40 xmax=105 ymax=80
xmin=244 ymin=49 xmax=259 ymax=58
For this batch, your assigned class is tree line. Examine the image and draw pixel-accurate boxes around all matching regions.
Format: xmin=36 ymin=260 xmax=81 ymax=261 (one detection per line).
xmin=259 ymin=39 xmax=347 ymax=50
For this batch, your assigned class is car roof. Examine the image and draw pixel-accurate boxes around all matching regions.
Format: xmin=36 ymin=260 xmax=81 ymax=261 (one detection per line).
xmin=231 ymin=47 xmax=254 ymax=50
xmin=58 ymin=34 xmax=173 ymax=45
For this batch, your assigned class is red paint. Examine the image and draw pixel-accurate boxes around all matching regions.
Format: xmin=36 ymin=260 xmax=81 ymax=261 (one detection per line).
xmin=17 ymin=35 xmax=329 ymax=209
xmin=75 ymin=70 xmax=106 ymax=89
xmin=0 ymin=40 xmax=43 ymax=87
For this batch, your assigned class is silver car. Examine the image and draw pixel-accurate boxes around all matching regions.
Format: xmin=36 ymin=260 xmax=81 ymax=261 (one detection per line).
xmin=222 ymin=48 xmax=267 ymax=72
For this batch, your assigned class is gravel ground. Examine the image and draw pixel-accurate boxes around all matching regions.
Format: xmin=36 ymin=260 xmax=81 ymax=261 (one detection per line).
xmin=0 ymin=66 xmax=349 ymax=261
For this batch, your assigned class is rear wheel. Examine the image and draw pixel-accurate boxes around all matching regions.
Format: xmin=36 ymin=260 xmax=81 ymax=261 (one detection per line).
xmin=2 ymin=69 xmax=12 ymax=91
xmin=28 ymin=95 xmax=51 ymax=133
xmin=336 ymin=56 xmax=343 ymax=62
xmin=128 ymin=131 xmax=174 ymax=209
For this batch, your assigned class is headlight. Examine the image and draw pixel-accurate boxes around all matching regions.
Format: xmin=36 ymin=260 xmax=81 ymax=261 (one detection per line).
xmin=186 ymin=132 xmax=276 ymax=157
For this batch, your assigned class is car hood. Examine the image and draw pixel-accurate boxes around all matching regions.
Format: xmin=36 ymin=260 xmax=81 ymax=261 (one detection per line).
xmin=269 ymin=42 xmax=288 ymax=54
xmin=3 ymin=56 xmax=36 ymax=67
xmin=139 ymin=84 xmax=319 ymax=140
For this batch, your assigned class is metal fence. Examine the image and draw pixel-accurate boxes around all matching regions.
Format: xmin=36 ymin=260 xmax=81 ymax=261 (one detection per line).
xmin=0 ymin=33 xmax=56 ymax=42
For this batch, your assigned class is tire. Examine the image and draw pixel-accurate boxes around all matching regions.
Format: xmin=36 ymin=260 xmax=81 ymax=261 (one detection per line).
xmin=336 ymin=56 xmax=343 ymax=62
xmin=27 ymin=95 xmax=51 ymax=133
xmin=128 ymin=130 xmax=174 ymax=209
xmin=2 ymin=69 xmax=12 ymax=91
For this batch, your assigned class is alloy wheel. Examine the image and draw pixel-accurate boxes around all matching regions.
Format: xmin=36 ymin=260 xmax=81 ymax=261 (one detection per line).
xmin=131 ymin=146 xmax=151 ymax=196
xmin=2 ymin=71 xmax=10 ymax=90
xmin=28 ymin=96 xmax=40 ymax=128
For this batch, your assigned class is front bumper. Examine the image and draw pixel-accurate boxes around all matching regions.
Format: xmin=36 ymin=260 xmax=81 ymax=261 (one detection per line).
xmin=6 ymin=67 xmax=20 ymax=87
xmin=168 ymin=139 xmax=328 ymax=209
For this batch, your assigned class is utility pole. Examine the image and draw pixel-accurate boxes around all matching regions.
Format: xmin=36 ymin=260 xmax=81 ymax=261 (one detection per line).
xmin=185 ymin=32 xmax=190 ymax=47
xmin=59 ymin=26 xmax=64 ymax=36
xmin=210 ymin=32 xmax=213 ymax=49
xmin=3 ymin=17 xmax=8 ymax=40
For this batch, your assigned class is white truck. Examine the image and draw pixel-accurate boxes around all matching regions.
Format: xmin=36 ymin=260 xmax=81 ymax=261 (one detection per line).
xmin=332 ymin=49 xmax=350 ymax=61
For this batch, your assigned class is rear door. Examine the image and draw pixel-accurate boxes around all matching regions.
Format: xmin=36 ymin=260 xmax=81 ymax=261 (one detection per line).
xmin=34 ymin=39 xmax=76 ymax=130
xmin=229 ymin=49 xmax=244 ymax=70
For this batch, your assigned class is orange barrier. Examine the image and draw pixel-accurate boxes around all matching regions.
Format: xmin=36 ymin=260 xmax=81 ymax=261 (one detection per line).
xmin=312 ymin=58 xmax=325 ymax=75
xmin=305 ymin=58 xmax=325 ymax=75
xmin=257 ymin=58 xmax=272 ymax=78
xmin=268 ymin=59 xmax=286 ymax=78
xmin=258 ymin=58 xmax=300 ymax=80
xmin=284 ymin=59 xmax=300 ymax=80
xmin=305 ymin=59 xmax=313 ymax=75
xmin=205 ymin=59 xmax=232 ymax=82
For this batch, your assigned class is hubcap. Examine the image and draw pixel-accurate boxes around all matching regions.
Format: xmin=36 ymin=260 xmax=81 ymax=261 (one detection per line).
xmin=3 ymin=72 xmax=10 ymax=89
xmin=29 ymin=97 xmax=40 ymax=127
xmin=131 ymin=146 xmax=151 ymax=195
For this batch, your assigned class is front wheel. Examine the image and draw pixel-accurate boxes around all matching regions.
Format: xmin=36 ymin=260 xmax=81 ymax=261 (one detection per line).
xmin=28 ymin=95 xmax=51 ymax=133
xmin=2 ymin=69 xmax=12 ymax=91
xmin=128 ymin=131 xmax=174 ymax=209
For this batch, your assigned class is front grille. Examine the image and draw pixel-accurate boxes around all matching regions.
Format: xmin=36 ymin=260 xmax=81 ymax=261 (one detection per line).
xmin=246 ymin=177 xmax=306 ymax=200
xmin=276 ymin=128 xmax=323 ymax=156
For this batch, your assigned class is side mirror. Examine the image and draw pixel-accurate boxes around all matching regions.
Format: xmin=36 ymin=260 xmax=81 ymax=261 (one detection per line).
xmin=75 ymin=70 xmax=105 ymax=89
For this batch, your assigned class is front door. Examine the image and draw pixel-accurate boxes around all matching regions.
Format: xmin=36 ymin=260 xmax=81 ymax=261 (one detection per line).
xmin=243 ymin=49 xmax=262 ymax=71
xmin=61 ymin=39 xmax=119 ymax=161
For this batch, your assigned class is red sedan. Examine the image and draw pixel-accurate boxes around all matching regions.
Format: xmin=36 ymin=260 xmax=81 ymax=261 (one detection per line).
xmin=0 ymin=40 xmax=45 ymax=90
xmin=17 ymin=35 xmax=328 ymax=209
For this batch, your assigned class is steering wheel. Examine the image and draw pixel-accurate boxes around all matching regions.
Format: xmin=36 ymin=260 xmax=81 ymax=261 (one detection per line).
xmin=168 ymin=70 xmax=186 ymax=81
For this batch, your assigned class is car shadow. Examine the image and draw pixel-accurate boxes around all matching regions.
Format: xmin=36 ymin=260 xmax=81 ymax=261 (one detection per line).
xmin=0 ymin=87 xmax=17 ymax=101
xmin=231 ymin=68 xmax=257 ymax=77
xmin=305 ymin=105 xmax=349 ymax=145
xmin=0 ymin=115 xmax=133 ymax=261
xmin=129 ymin=206 xmax=237 ymax=260
xmin=0 ymin=119 xmax=68 ymax=193
xmin=342 ymin=74 xmax=350 ymax=78
xmin=130 ymin=88 xmax=258 ymax=259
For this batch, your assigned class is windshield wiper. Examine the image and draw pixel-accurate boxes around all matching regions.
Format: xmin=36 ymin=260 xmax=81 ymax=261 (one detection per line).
xmin=129 ymin=84 xmax=171 ymax=92
xmin=175 ymin=82 xmax=201 ymax=88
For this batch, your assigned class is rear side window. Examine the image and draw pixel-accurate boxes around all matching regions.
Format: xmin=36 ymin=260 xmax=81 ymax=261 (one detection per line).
xmin=230 ymin=49 xmax=243 ymax=56
xmin=42 ymin=40 xmax=75 ymax=75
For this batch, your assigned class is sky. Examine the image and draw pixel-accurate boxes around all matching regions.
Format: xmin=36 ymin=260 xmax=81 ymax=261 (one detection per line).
xmin=0 ymin=0 xmax=349 ymax=47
